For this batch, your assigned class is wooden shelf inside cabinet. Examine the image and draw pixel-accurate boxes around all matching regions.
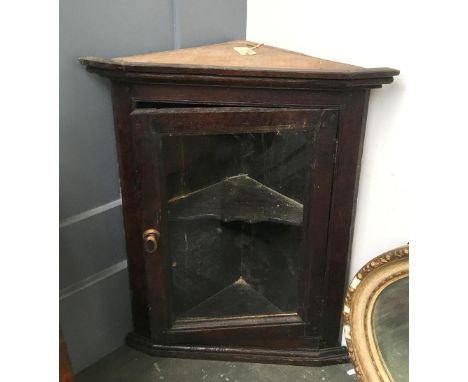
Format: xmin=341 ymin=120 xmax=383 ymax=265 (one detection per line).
xmin=179 ymin=276 xmax=283 ymax=319
xmin=168 ymin=174 xmax=303 ymax=226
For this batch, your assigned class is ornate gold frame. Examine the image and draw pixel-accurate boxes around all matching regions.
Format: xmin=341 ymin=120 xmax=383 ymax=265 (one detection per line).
xmin=343 ymin=245 xmax=409 ymax=382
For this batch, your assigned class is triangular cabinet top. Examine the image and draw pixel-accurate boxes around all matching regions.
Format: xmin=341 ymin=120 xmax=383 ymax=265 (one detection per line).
xmin=80 ymin=40 xmax=398 ymax=87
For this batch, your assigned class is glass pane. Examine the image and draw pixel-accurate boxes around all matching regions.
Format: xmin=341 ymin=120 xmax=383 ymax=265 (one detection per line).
xmin=372 ymin=277 xmax=409 ymax=382
xmin=162 ymin=130 xmax=310 ymax=319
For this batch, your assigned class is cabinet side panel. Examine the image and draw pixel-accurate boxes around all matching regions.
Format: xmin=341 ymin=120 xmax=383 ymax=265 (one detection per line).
xmin=111 ymin=82 xmax=150 ymax=336
xmin=320 ymin=90 xmax=370 ymax=347
xmin=302 ymin=109 xmax=339 ymax=334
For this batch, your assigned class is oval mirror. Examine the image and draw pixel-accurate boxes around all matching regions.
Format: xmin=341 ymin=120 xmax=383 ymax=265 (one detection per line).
xmin=343 ymin=245 xmax=409 ymax=382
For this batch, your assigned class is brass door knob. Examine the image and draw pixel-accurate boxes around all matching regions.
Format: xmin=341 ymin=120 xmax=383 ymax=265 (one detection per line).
xmin=142 ymin=228 xmax=160 ymax=254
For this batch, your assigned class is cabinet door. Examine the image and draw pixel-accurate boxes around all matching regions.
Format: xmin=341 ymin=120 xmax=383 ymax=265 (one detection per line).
xmin=131 ymin=107 xmax=338 ymax=348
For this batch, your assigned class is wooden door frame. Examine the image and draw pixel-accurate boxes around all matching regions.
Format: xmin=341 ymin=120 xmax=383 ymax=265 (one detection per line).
xmin=130 ymin=106 xmax=339 ymax=348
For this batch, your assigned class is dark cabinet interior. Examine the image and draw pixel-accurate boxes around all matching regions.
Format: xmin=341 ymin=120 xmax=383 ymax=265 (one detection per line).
xmin=163 ymin=115 xmax=311 ymax=319
xmin=81 ymin=40 xmax=398 ymax=365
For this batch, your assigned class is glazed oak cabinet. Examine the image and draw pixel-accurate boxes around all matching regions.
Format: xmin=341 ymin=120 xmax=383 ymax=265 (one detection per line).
xmin=81 ymin=40 xmax=398 ymax=365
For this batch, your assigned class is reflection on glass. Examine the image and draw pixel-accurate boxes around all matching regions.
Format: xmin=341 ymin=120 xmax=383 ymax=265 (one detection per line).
xmin=372 ymin=277 xmax=409 ymax=382
xmin=162 ymin=131 xmax=311 ymax=319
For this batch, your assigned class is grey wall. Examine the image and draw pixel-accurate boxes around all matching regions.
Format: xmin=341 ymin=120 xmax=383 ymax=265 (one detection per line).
xmin=60 ymin=0 xmax=246 ymax=373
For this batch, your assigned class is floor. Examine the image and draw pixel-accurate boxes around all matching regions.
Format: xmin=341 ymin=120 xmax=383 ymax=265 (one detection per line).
xmin=76 ymin=346 xmax=357 ymax=382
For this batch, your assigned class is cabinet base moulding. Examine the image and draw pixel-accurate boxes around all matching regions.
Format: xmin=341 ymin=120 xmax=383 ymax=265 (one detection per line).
xmin=126 ymin=332 xmax=349 ymax=366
